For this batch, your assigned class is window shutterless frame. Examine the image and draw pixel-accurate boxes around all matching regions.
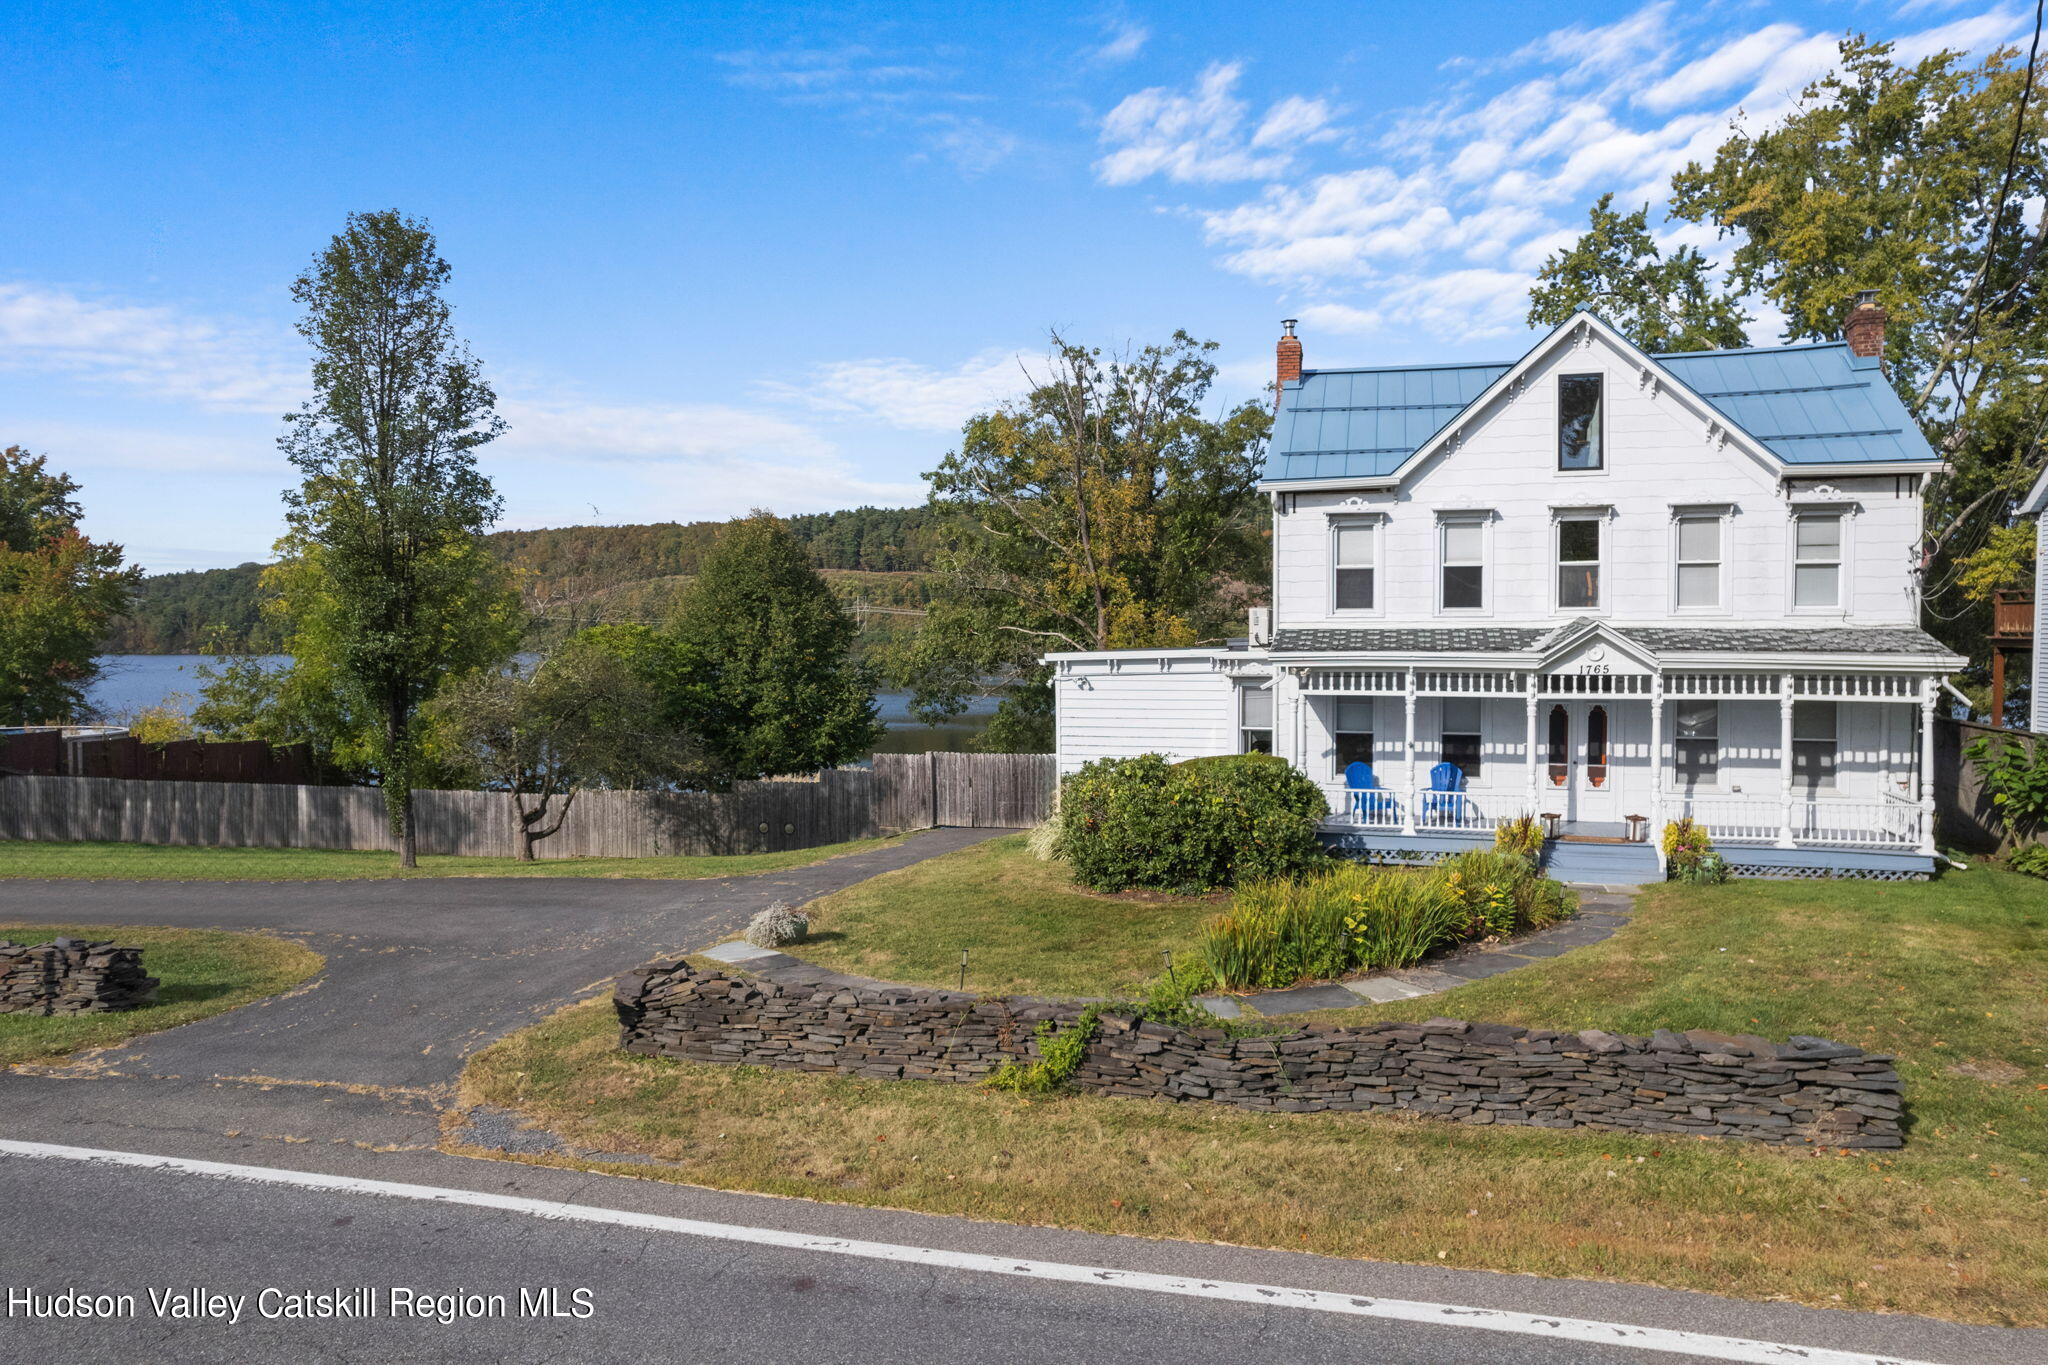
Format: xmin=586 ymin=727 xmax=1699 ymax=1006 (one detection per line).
xmin=1331 ymin=698 xmax=1373 ymax=775
xmin=1557 ymin=373 xmax=1604 ymax=471
xmin=1791 ymin=512 xmax=1845 ymax=612
xmin=1329 ymin=518 xmax=1377 ymax=614
xmin=1440 ymin=697 xmax=1483 ymax=782
xmin=1438 ymin=517 xmax=1488 ymax=613
xmin=1239 ymin=684 xmax=1274 ymax=756
xmin=1791 ymin=700 xmax=1838 ymax=792
xmin=1673 ymin=698 xmax=1719 ymax=790
xmin=1555 ymin=517 xmax=1601 ymax=612
xmin=1672 ymin=513 xmax=1725 ymax=612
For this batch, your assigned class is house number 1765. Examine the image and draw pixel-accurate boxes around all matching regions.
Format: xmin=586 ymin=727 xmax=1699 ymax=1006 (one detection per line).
xmin=1577 ymin=663 xmax=1612 ymax=675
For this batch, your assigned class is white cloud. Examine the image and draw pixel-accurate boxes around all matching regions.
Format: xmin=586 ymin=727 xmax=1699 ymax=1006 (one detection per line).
xmin=1090 ymin=19 xmax=1150 ymax=64
xmin=1639 ymin=23 xmax=1805 ymax=111
xmin=1095 ymin=62 xmax=1335 ymax=186
xmin=497 ymin=398 xmax=835 ymax=464
xmin=1497 ymin=1 xmax=1678 ymax=87
xmin=8 ymin=418 xmax=278 ymax=475
xmin=716 ymin=41 xmax=1018 ymax=175
xmin=770 ymin=348 xmax=1031 ymax=432
xmin=1107 ymin=1 xmax=2033 ymax=348
xmin=0 ymin=281 xmax=301 ymax=411
xmin=1253 ymin=95 xmax=1339 ymax=149
xmin=1294 ymin=302 xmax=1383 ymax=335
xmin=919 ymin=115 xmax=1021 ymax=176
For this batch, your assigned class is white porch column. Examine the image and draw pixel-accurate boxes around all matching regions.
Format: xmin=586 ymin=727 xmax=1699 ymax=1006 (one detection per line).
xmin=1401 ymin=667 xmax=1419 ymax=836
xmin=1524 ymin=672 xmax=1540 ymax=817
xmin=1649 ymin=674 xmax=1666 ymax=872
xmin=1777 ymin=674 xmax=1797 ymax=848
xmin=1285 ymin=668 xmax=1306 ymax=772
xmin=1918 ymin=675 xmax=1938 ymax=857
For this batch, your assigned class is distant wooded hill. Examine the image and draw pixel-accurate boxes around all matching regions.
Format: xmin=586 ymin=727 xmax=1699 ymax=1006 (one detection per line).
xmin=103 ymin=506 xmax=947 ymax=655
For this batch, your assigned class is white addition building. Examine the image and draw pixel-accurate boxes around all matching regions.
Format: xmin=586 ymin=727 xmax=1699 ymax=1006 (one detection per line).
xmin=1048 ymin=304 xmax=1966 ymax=881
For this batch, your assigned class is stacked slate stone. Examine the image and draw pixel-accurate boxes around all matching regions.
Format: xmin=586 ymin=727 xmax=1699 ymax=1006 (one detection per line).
xmin=615 ymin=962 xmax=1904 ymax=1149
xmin=0 ymin=939 xmax=160 ymax=1016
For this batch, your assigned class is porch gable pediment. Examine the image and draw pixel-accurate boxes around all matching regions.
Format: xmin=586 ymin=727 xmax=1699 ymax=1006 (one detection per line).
xmin=1534 ymin=619 xmax=1659 ymax=678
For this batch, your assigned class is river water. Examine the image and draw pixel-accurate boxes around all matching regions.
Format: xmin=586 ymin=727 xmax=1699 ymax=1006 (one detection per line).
xmin=86 ymin=655 xmax=996 ymax=755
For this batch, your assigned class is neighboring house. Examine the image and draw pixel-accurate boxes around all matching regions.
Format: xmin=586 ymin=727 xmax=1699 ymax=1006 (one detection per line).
xmin=2010 ymin=464 xmax=2048 ymax=731
xmin=1047 ymin=301 xmax=1965 ymax=880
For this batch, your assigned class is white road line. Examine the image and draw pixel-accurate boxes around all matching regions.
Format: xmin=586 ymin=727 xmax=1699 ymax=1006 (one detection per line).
xmin=0 ymin=1138 xmax=1941 ymax=1365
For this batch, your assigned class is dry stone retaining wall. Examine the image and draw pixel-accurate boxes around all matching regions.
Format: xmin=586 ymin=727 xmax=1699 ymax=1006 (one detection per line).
xmin=615 ymin=961 xmax=1905 ymax=1149
xmin=0 ymin=939 xmax=158 ymax=1015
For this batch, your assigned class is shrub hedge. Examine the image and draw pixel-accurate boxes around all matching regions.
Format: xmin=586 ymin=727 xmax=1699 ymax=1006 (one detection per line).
xmin=1054 ymin=752 xmax=1329 ymax=893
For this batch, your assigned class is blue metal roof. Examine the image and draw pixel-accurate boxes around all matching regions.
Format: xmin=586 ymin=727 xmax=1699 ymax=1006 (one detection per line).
xmin=1263 ymin=336 xmax=1937 ymax=484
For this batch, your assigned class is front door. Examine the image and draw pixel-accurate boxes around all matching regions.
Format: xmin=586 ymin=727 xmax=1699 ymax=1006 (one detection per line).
xmin=1543 ymin=702 xmax=1621 ymax=828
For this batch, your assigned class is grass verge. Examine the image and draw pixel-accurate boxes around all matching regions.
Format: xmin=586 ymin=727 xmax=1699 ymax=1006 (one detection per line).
xmin=0 ymin=922 xmax=324 ymax=1066
xmin=461 ymin=863 xmax=2048 ymax=1324
xmin=0 ymin=833 xmax=909 ymax=882
xmin=794 ymin=833 xmax=1217 ymax=997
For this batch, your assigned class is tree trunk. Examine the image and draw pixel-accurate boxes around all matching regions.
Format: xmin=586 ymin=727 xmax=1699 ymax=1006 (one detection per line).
xmin=389 ymin=698 xmax=417 ymax=869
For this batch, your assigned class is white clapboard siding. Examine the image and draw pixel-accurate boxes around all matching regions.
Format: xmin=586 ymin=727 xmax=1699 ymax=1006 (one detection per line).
xmin=1053 ymin=668 xmax=1237 ymax=775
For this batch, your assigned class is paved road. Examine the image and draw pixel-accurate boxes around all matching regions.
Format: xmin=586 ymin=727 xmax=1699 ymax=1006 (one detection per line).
xmin=3 ymin=830 xmax=2042 ymax=1364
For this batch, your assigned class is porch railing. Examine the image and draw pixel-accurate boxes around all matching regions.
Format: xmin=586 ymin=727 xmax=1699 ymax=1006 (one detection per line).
xmin=1326 ymin=788 xmax=1927 ymax=850
xmin=1321 ymin=786 xmax=1529 ymax=834
xmin=1669 ymin=793 xmax=1923 ymax=848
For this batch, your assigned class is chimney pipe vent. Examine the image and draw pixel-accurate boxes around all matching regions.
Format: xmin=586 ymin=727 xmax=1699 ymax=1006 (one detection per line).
xmin=1275 ymin=320 xmax=1303 ymax=410
xmin=1844 ymin=292 xmax=1887 ymax=359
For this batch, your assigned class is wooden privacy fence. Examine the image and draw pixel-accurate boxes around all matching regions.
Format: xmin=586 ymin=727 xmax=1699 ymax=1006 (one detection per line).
xmin=0 ymin=752 xmax=1057 ymax=859
xmin=1934 ymin=717 xmax=2037 ymax=853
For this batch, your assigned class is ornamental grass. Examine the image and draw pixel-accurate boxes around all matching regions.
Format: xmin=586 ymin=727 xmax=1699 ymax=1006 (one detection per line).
xmin=1200 ymin=851 xmax=1574 ymax=991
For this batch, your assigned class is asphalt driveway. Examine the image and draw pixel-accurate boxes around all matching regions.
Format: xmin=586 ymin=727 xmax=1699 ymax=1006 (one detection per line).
xmin=0 ymin=827 xmax=1004 ymax=1149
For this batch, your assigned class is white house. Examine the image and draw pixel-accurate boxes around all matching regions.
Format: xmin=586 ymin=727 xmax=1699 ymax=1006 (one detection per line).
xmin=1048 ymin=302 xmax=1965 ymax=880
xmin=2014 ymin=463 xmax=2048 ymax=731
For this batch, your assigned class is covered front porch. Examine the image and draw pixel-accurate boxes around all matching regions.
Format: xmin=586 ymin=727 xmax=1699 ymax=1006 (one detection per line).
xmin=1271 ymin=650 xmax=1943 ymax=876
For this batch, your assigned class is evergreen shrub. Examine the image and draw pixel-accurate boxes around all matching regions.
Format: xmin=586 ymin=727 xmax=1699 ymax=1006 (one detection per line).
xmin=1054 ymin=752 xmax=1328 ymax=893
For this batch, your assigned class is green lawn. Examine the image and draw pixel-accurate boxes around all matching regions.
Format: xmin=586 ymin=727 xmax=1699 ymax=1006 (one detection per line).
xmin=0 ymin=833 xmax=909 ymax=882
xmin=795 ymin=833 xmax=1219 ymax=997
xmin=462 ymin=850 xmax=2048 ymax=1325
xmin=0 ymin=922 xmax=324 ymax=1066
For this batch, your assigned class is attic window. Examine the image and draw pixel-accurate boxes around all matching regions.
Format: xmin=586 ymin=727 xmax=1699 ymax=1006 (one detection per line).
xmin=1559 ymin=374 xmax=1603 ymax=470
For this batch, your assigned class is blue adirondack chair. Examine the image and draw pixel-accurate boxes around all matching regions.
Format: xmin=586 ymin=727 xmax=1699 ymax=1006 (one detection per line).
xmin=1343 ymin=761 xmax=1396 ymax=823
xmin=1422 ymin=761 xmax=1467 ymax=823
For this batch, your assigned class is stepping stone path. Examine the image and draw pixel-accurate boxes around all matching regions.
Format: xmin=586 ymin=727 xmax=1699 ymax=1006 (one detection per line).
xmin=1197 ymin=883 xmax=1638 ymax=1019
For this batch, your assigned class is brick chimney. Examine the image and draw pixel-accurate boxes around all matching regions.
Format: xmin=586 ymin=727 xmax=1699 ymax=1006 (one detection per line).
xmin=1844 ymin=290 xmax=1887 ymax=358
xmin=1275 ymin=318 xmax=1302 ymax=411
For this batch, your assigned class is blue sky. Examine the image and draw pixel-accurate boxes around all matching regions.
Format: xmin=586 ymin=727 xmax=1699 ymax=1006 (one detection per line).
xmin=1 ymin=0 xmax=2033 ymax=572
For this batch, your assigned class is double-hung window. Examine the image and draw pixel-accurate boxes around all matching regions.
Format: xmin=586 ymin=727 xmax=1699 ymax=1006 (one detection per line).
xmin=1558 ymin=374 xmax=1603 ymax=470
xmin=1557 ymin=518 xmax=1600 ymax=610
xmin=1332 ymin=699 xmax=1373 ymax=771
xmin=1674 ymin=700 xmax=1719 ymax=790
xmin=1674 ymin=514 xmax=1723 ymax=610
xmin=1441 ymin=698 xmax=1483 ymax=781
xmin=1239 ymin=685 xmax=1274 ymax=755
xmin=1792 ymin=701 xmax=1838 ymax=793
xmin=1793 ymin=514 xmax=1843 ymax=609
xmin=1440 ymin=519 xmax=1486 ymax=611
xmin=1332 ymin=521 xmax=1375 ymax=611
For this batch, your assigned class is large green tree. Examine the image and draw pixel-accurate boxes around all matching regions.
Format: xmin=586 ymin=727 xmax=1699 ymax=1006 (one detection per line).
xmin=0 ymin=446 xmax=140 ymax=722
xmin=272 ymin=209 xmax=521 ymax=865
xmin=902 ymin=330 xmax=1271 ymax=750
xmin=1528 ymin=194 xmax=1750 ymax=351
xmin=1535 ymin=32 xmax=2046 ymax=667
xmin=591 ymin=512 xmax=881 ymax=787
xmin=436 ymin=637 xmax=694 ymax=859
